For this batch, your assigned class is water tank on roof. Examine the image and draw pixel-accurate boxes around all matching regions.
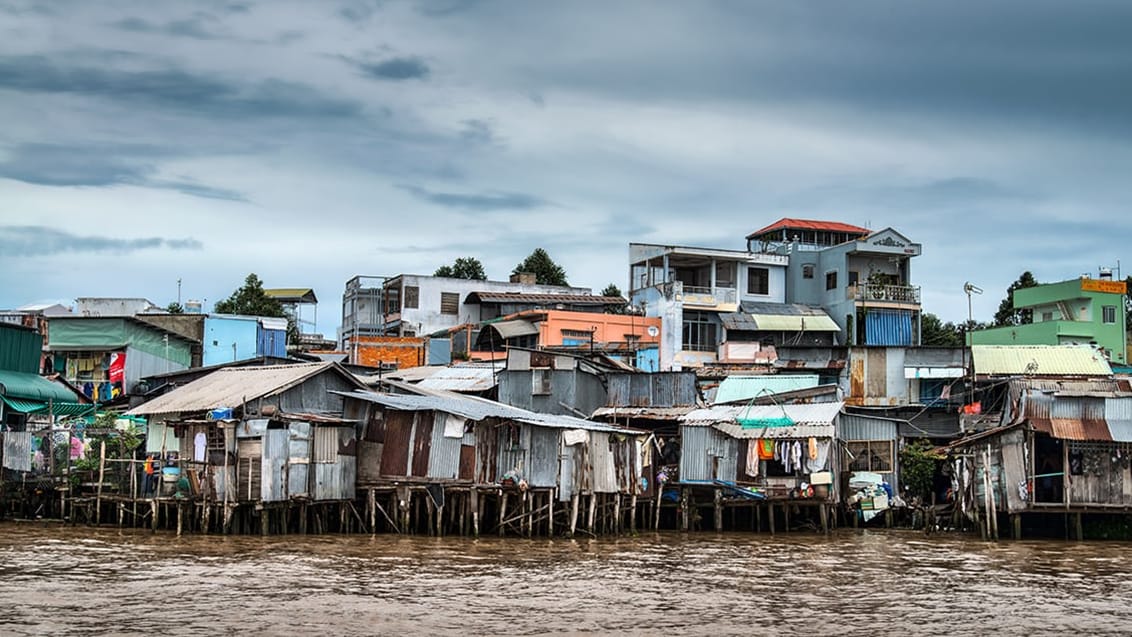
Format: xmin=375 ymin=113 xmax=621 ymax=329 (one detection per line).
xmin=185 ymin=299 xmax=203 ymax=313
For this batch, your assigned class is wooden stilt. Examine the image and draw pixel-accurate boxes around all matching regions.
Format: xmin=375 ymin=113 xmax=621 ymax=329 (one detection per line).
xmin=820 ymin=504 xmax=830 ymax=534
xmin=1075 ymin=513 xmax=1084 ymax=541
xmin=713 ymin=488 xmax=723 ymax=532
xmin=654 ymin=483 xmax=662 ymax=530
xmin=769 ymin=503 xmax=776 ymax=535
xmin=754 ymin=502 xmax=761 ymax=532
xmin=471 ymin=488 xmax=480 ymax=537
xmin=587 ymin=493 xmax=597 ymax=532
xmin=498 ymin=491 xmax=508 ymax=537
xmin=569 ymin=493 xmax=579 ymax=537
xmin=629 ymin=495 xmax=637 ymax=534
xmin=680 ymin=488 xmax=690 ymax=532
xmin=785 ymin=504 xmax=791 ymax=533
xmin=1012 ymin=514 xmax=1022 ymax=540
xmin=614 ymin=494 xmax=622 ymax=534
xmin=548 ymin=492 xmax=556 ymax=537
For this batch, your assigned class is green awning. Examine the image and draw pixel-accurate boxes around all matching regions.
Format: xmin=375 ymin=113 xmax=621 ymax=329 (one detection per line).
xmin=0 ymin=395 xmax=95 ymax=415
xmin=0 ymin=369 xmax=81 ymax=402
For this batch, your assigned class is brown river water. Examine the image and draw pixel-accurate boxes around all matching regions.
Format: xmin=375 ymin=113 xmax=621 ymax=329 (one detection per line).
xmin=1 ymin=522 xmax=1130 ymax=636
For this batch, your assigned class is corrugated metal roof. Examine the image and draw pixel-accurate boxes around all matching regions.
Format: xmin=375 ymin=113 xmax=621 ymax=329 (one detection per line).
xmin=417 ymin=366 xmax=499 ymax=392
xmin=774 ymin=347 xmax=848 ymax=370
xmin=1105 ymin=397 xmax=1132 ymax=442
xmin=972 ymin=345 xmax=1113 ymax=377
xmin=1030 ymin=418 xmax=1113 ymax=441
xmin=904 ymin=348 xmax=966 ymax=368
xmin=683 ymin=402 xmax=842 ymax=439
xmin=467 ymin=292 xmax=624 ymax=305
xmin=263 ymin=288 xmax=318 ymax=303
xmin=722 ymin=304 xmax=840 ymax=333
xmin=0 ymin=370 xmax=84 ymax=403
xmin=337 ymin=389 xmax=643 ymax=434
xmin=591 ymin=406 xmax=695 ymax=420
xmin=486 ymin=319 xmax=540 ymax=339
xmin=713 ymin=375 xmax=820 ymax=405
xmin=126 ymin=362 xmax=362 ymax=416
xmin=746 ymin=218 xmax=870 ymax=239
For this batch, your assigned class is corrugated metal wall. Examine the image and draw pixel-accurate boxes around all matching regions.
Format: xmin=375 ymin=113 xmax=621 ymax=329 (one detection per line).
xmin=840 ymin=414 xmax=899 ymax=442
xmin=380 ymin=411 xmax=414 ymax=476
xmin=475 ymin=422 xmax=499 ymax=483
xmin=1 ymin=432 xmax=31 ymax=472
xmin=260 ymin=428 xmax=289 ymax=502
xmin=865 ymin=309 xmax=913 ymax=347
xmin=288 ymin=422 xmax=311 ymax=498
xmin=590 ymin=432 xmax=618 ymax=493
xmin=427 ymin=411 xmax=463 ymax=479
xmin=528 ymin=427 xmax=560 ymax=488
xmin=679 ymin=425 xmax=738 ymax=482
xmin=496 ymin=423 xmax=529 ymax=478
xmin=606 ymin=372 xmax=697 ymax=407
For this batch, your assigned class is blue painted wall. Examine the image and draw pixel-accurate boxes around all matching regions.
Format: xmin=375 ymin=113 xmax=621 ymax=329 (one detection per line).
xmin=203 ymin=316 xmax=260 ymax=365
xmin=257 ymin=325 xmax=287 ymax=358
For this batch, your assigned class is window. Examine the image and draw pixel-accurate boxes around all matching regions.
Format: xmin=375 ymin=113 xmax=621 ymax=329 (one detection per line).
xmin=1103 ymin=305 xmax=1117 ymax=324
xmin=715 ymin=262 xmax=735 ymax=287
xmin=403 ymin=286 xmax=419 ymax=309
xmin=682 ymin=311 xmax=718 ymax=351
xmin=846 ymin=440 xmax=894 ymax=473
xmin=1042 ymin=311 xmax=1054 ymax=322
xmin=825 ymin=271 xmax=838 ymax=291
xmin=802 ymin=264 xmax=815 ymax=279
xmin=848 ymin=271 xmax=859 ymax=287
xmin=385 ymin=287 xmax=400 ymax=314
xmin=747 ymin=267 xmax=769 ymax=295
xmin=440 ymin=292 xmax=460 ymax=315
xmin=532 ymin=369 xmax=551 ymax=395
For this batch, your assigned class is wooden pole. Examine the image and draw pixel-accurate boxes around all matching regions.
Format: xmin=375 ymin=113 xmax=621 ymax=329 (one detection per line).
xmin=587 ymin=493 xmax=597 ymax=532
xmin=95 ymin=440 xmax=107 ymax=525
xmin=471 ymin=488 xmax=480 ymax=537
xmin=629 ymin=494 xmax=637 ymax=534
xmin=498 ymin=491 xmax=508 ymax=537
xmin=569 ymin=492 xmax=579 ymax=537
xmin=613 ymin=494 xmax=622 ymax=534
xmin=713 ymin=488 xmax=723 ymax=532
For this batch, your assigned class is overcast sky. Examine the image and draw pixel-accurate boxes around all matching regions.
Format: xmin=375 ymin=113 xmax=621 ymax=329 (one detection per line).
xmin=2 ymin=0 xmax=1130 ymax=337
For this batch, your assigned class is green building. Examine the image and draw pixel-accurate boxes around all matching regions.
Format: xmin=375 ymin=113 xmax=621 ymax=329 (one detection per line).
xmin=968 ymin=276 xmax=1128 ymax=364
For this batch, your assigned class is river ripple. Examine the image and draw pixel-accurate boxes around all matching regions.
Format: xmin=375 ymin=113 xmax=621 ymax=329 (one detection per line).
xmin=1 ymin=522 xmax=1129 ymax=636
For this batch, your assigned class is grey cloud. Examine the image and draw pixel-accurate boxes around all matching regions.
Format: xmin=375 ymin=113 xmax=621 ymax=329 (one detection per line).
xmin=399 ymin=184 xmax=548 ymax=210
xmin=416 ymin=0 xmax=484 ymax=18
xmin=359 ymin=56 xmax=430 ymax=81
xmin=0 ymin=226 xmax=204 ymax=257
xmin=460 ymin=119 xmax=496 ymax=145
xmin=111 ymin=16 xmax=223 ymax=40
xmin=0 ymin=143 xmax=247 ymax=201
xmin=0 ymin=55 xmax=361 ymax=120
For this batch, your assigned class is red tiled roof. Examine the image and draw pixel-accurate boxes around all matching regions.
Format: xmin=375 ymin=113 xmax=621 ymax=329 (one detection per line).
xmin=746 ymin=218 xmax=870 ymax=239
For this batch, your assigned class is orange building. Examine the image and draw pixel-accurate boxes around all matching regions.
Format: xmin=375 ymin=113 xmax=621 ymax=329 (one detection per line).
xmin=473 ymin=310 xmax=661 ymax=355
xmin=347 ymin=335 xmax=426 ymax=369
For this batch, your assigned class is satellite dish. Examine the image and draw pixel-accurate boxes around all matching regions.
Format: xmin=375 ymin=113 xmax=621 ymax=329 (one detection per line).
xmin=647 ymin=326 xmax=659 ymax=337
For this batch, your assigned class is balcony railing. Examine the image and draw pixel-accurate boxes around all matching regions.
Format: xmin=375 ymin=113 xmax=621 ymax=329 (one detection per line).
xmin=680 ymin=284 xmax=738 ymax=307
xmin=852 ymin=283 xmax=921 ymax=304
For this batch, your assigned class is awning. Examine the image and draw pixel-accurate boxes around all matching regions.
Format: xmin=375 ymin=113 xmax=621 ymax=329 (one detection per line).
xmin=721 ymin=312 xmax=839 ymax=332
xmin=0 ymin=395 xmax=96 ymax=416
xmin=488 ymin=319 xmax=540 ymax=339
xmin=0 ymin=369 xmax=83 ymax=403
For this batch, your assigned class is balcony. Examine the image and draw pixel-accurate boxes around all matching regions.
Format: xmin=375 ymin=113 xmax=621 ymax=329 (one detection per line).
xmin=680 ymin=283 xmax=738 ymax=309
xmin=852 ymin=283 xmax=921 ymax=305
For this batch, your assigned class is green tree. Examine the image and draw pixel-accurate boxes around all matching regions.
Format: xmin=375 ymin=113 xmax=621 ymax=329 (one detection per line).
xmin=215 ymin=274 xmax=286 ymax=317
xmin=600 ymin=283 xmax=627 ymax=314
xmin=993 ymin=271 xmax=1039 ymax=327
xmin=920 ymin=312 xmax=964 ymax=347
xmin=899 ymin=439 xmax=943 ymax=502
xmin=214 ymin=274 xmax=298 ymax=343
xmin=513 ymin=248 xmax=568 ymax=286
xmin=1125 ymin=275 xmax=1132 ymax=332
xmin=165 ymin=302 xmax=184 ymax=314
xmin=435 ymin=257 xmax=488 ymax=280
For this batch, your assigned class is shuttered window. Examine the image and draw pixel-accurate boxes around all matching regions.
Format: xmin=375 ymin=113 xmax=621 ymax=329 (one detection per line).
xmin=440 ymin=292 xmax=460 ymax=315
xmin=403 ymin=286 xmax=420 ymax=309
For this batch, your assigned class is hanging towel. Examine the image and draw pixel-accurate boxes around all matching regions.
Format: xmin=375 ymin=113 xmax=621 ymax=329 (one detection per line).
xmin=746 ymin=441 xmax=761 ymax=477
xmin=791 ymin=441 xmax=802 ymax=474
xmin=805 ymin=440 xmax=832 ymax=473
xmin=808 ymin=437 xmax=818 ymax=460
xmin=758 ymin=439 xmax=775 ymax=460
xmin=442 ymin=414 xmax=465 ymax=438
xmin=563 ymin=429 xmax=589 ymax=446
